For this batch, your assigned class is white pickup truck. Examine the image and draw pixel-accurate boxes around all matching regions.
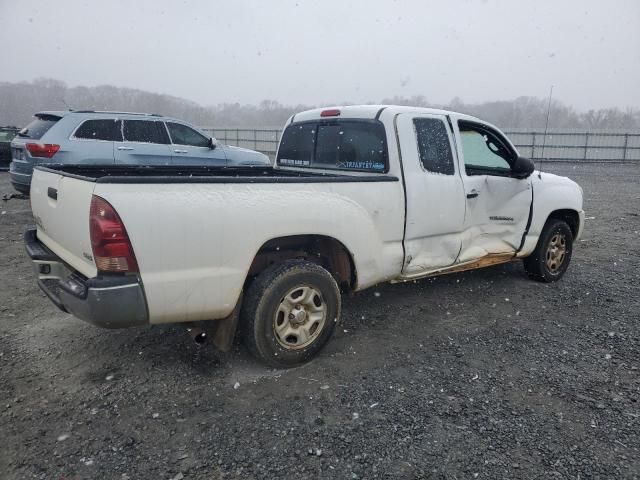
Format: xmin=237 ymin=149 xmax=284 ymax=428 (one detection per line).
xmin=26 ymin=105 xmax=584 ymax=367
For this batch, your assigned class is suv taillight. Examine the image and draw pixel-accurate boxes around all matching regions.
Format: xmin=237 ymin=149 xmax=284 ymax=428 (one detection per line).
xmin=25 ymin=143 xmax=60 ymax=158
xmin=89 ymin=195 xmax=138 ymax=273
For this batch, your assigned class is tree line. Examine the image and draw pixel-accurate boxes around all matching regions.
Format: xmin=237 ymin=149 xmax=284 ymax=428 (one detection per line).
xmin=1 ymin=78 xmax=638 ymax=130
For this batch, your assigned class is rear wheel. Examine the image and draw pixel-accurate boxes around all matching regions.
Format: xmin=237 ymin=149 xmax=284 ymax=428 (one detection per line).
xmin=523 ymin=219 xmax=573 ymax=282
xmin=241 ymin=260 xmax=340 ymax=368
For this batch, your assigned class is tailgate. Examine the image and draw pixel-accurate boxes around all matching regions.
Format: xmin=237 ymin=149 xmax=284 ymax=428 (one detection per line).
xmin=30 ymin=168 xmax=98 ymax=278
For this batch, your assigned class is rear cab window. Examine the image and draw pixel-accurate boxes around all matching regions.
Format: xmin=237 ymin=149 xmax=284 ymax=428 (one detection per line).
xmin=277 ymin=120 xmax=388 ymax=173
xmin=17 ymin=115 xmax=60 ymax=140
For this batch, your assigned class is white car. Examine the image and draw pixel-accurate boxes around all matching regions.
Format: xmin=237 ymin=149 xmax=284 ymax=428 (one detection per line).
xmin=26 ymin=105 xmax=584 ymax=367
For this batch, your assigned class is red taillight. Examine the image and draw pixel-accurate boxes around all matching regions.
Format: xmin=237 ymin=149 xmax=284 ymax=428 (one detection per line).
xmin=320 ymin=109 xmax=341 ymax=117
xmin=89 ymin=195 xmax=138 ymax=273
xmin=26 ymin=143 xmax=60 ymax=158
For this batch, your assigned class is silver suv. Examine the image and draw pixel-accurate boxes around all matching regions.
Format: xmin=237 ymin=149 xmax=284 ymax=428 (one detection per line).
xmin=9 ymin=111 xmax=270 ymax=193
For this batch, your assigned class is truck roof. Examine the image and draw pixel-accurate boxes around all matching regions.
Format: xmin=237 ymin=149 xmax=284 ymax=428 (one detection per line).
xmin=290 ymin=105 xmax=481 ymax=124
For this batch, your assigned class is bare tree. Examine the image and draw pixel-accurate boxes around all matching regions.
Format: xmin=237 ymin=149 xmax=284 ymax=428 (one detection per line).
xmin=1 ymin=78 xmax=638 ymax=130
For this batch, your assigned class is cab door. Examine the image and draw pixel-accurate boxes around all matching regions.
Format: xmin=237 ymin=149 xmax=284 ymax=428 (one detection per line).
xmin=451 ymin=118 xmax=533 ymax=263
xmin=396 ymin=113 xmax=466 ymax=277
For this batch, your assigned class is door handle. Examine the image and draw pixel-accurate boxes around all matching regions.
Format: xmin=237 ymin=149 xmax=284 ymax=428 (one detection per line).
xmin=174 ymin=149 xmax=188 ymax=154
xmin=466 ymin=191 xmax=479 ymax=199
xmin=47 ymin=187 xmax=58 ymax=200
xmin=117 ymin=146 xmax=134 ymax=151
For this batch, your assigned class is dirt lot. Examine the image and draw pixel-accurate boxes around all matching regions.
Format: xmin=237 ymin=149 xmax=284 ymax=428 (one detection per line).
xmin=1 ymin=164 xmax=639 ymax=480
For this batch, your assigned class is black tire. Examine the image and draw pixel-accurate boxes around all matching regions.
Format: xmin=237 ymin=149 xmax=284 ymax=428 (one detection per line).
xmin=240 ymin=260 xmax=341 ymax=368
xmin=523 ymin=219 xmax=573 ymax=282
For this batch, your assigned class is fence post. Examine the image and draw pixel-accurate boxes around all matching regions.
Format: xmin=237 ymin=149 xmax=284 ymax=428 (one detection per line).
xmin=583 ymin=132 xmax=589 ymax=161
xmin=622 ymin=133 xmax=629 ymax=162
xmin=531 ymin=132 xmax=536 ymax=159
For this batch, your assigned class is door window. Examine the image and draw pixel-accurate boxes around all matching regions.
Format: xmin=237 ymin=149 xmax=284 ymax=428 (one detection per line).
xmin=459 ymin=123 xmax=514 ymax=175
xmin=166 ymin=122 xmax=210 ymax=147
xmin=123 ymin=120 xmax=169 ymax=144
xmin=74 ymin=119 xmax=123 ymax=141
xmin=413 ymin=118 xmax=455 ymax=175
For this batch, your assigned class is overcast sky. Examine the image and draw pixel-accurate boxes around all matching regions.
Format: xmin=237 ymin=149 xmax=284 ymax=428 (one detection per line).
xmin=1 ymin=0 xmax=638 ymax=110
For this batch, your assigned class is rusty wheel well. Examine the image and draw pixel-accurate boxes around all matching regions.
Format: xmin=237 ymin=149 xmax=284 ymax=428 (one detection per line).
xmin=548 ymin=209 xmax=580 ymax=237
xmin=246 ymin=235 xmax=357 ymax=292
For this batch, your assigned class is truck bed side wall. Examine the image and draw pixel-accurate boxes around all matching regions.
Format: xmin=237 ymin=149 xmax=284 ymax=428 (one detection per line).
xmin=94 ymin=181 xmax=405 ymax=324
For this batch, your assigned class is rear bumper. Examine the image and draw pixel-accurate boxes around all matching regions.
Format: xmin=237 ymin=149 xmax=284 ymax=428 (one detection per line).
xmin=0 ymin=152 xmax=10 ymax=171
xmin=9 ymin=162 xmax=32 ymax=193
xmin=25 ymin=227 xmax=149 ymax=329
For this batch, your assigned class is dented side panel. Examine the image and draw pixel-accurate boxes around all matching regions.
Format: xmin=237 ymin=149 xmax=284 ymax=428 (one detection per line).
xmin=518 ymin=172 xmax=585 ymax=256
xmin=396 ymin=112 xmax=467 ymax=274
xmin=457 ymin=174 xmax=533 ymax=263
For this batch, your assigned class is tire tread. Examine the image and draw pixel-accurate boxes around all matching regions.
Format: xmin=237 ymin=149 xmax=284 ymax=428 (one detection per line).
xmin=523 ymin=219 xmax=573 ymax=283
xmin=241 ymin=259 xmax=340 ymax=367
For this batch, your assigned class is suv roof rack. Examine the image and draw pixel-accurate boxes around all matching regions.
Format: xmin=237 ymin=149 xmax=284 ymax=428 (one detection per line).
xmin=73 ymin=110 xmax=162 ymax=117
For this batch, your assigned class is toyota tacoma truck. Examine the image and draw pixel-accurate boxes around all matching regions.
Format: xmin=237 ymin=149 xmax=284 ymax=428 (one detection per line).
xmin=25 ymin=105 xmax=585 ymax=367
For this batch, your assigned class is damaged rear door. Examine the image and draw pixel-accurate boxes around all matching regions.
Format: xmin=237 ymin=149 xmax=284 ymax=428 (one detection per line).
xmin=396 ymin=112 xmax=466 ymax=276
xmin=452 ymin=119 xmax=533 ymax=263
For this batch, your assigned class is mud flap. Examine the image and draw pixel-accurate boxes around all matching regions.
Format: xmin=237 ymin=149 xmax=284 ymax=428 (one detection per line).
xmin=209 ymin=295 xmax=242 ymax=352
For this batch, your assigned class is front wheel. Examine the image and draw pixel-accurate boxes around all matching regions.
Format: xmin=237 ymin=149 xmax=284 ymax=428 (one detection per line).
xmin=523 ymin=219 xmax=574 ymax=282
xmin=241 ymin=260 xmax=341 ymax=368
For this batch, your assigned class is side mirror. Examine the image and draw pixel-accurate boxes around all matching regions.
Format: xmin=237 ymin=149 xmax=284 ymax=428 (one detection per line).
xmin=208 ymin=137 xmax=217 ymax=150
xmin=512 ymin=155 xmax=535 ymax=179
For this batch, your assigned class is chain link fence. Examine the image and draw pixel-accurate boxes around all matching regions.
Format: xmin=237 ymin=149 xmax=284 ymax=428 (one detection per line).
xmin=201 ymin=127 xmax=640 ymax=162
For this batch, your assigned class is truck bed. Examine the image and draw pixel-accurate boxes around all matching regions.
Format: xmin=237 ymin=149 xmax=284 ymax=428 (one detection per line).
xmin=30 ymin=161 xmax=406 ymax=325
xmin=34 ymin=164 xmax=399 ymax=184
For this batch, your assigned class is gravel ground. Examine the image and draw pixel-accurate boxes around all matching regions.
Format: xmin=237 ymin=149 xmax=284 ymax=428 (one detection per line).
xmin=1 ymin=163 xmax=639 ymax=480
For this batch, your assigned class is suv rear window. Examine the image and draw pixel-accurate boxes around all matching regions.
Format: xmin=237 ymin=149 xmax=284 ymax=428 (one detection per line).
xmin=18 ymin=115 xmax=60 ymax=140
xmin=277 ymin=120 xmax=388 ymax=172
xmin=74 ymin=119 xmax=123 ymax=141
